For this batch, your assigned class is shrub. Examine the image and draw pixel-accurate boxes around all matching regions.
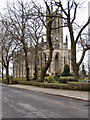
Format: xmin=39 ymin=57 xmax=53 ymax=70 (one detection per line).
xmin=37 ymin=79 xmax=44 ymax=82
xmin=13 ymin=80 xmax=90 ymax=91
xmin=55 ymin=73 xmax=60 ymax=78
xmin=47 ymin=76 xmax=55 ymax=83
xmin=45 ymin=74 xmax=49 ymax=77
xmin=68 ymin=82 xmax=90 ymax=91
xmin=2 ymin=79 xmax=7 ymax=84
xmin=58 ymin=78 xmax=78 ymax=84
xmin=61 ymin=64 xmax=73 ymax=77
xmin=18 ymin=81 xmax=32 ymax=85
xmin=61 ymin=72 xmax=73 ymax=77
xmin=11 ymin=80 xmax=18 ymax=84
xmin=54 ymin=73 xmax=60 ymax=82
xmin=64 ymin=64 xmax=70 ymax=73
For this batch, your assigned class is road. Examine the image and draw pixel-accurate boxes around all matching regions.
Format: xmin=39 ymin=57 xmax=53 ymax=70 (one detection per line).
xmin=1 ymin=84 xmax=89 ymax=119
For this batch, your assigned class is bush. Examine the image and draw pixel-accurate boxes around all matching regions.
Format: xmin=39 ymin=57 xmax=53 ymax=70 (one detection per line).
xmin=2 ymin=79 xmax=7 ymax=84
xmin=45 ymin=74 xmax=49 ymax=77
xmin=13 ymin=80 xmax=90 ymax=91
xmin=11 ymin=80 xmax=18 ymax=84
xmin=37 ymin=79 xmax=44 ymax=82
xmin=68 ymin=82 xmax=90 ymax=91
xmin=61 ymin=64 xmax=73 ymax=77
xmin=47 ymin=76 xmax=55 ymax=83
xmin=54 ymin=73 xmax=60 ymax=78
xmin=64 ymin=64 xmax=70 ymax=73
xmin=58 ymin=78 xmax=78 ymax=84
xmin=61 ymin=72 xmax=73 ymax=77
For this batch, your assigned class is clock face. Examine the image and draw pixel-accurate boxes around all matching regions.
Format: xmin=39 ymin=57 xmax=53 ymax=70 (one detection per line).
xmin=56 ymin=36 xmax=59 ymax=41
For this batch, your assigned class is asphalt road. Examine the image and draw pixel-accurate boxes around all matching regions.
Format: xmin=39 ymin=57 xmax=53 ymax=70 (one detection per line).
xmin=1 ymin=84 xmax=89 ymax=119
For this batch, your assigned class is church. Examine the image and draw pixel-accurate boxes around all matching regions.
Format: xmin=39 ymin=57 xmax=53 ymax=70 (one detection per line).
xmin=13 ymin=12 xmax=72 ymax=78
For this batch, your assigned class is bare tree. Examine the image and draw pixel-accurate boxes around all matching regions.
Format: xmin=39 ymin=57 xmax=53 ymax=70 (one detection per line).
xmin=33 ymin=0 xmax=60 ymax=80
xmin=55 ymin=0 xmax=90 ymax=78
xmin=1 ymin=23 xmax=17 ymax=84
xmin=27 ymin=18 xmax=43 ymax=79
xmin=1 ymin=0 xmax=33 ymax=81
xmin=0 ymin=25 xmax=4 ymax=80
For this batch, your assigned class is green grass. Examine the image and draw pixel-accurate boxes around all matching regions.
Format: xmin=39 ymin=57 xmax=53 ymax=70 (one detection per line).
xmin=60 ymin=76 xmax=74 ymax=79
xmin=13 ymin=77 xmax=26 ymax=81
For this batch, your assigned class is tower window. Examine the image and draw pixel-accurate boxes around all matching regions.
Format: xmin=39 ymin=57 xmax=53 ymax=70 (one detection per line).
xmin=54 ymin=19 xmax=56 ymax=33
xmin=55 ymin=44 xmax=59 ymax=49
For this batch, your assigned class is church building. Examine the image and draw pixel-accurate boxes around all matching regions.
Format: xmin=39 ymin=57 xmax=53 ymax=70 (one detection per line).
xmin=13 ymin=11 xmax=72 ymax=78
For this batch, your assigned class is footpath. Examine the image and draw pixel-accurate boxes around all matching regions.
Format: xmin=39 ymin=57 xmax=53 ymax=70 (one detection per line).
xmin=8 ymin=84 xmax=89 ymax=102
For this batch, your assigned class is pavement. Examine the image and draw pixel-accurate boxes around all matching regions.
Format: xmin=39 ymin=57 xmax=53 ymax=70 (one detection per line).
xmin=8 ymin=84 xmax=89 ymax=101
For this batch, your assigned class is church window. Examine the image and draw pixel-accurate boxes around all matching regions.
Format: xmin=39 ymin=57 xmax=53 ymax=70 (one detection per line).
xmin=68 ymin=55 xmax=70 ymax=65
xmin=54 ymin=19 xmax=56 ymax=33
xmin=55 ymin=44 xmax=57 ymax=49
xmin=55 ymin=44 xmax=59 ymax=49
xmin=58 ymin=44 xmax=59 ymax=49
xmin=46 ymin=44 xmax=49 ymax=49
xmin=44 ymin=53 xmax=46 ymax=65
xmin=45 ymin=54 xmax=46 ymax=65
xmin=64 ymin=56 xmax=66 ymax=65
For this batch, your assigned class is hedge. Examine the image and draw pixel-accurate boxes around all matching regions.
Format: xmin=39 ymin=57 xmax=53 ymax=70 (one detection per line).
xmin=58 ymin=78 xmax=78 ymax=84
xmin=67 ymin=82 xmax=90 ymax=91
xmin=17 ymin=81 xmax=68 ymax=89
xmin=14 ymin=81 xmax=90 ymax=91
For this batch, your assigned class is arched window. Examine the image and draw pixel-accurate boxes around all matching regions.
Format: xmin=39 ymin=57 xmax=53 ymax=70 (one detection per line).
xmin=55 ymin=53 xmax=59 ymax=73
xmin=54 ymin=19 xmax=56 ymax=33
xmin=64 ymin=56 xmax=67 ymax=65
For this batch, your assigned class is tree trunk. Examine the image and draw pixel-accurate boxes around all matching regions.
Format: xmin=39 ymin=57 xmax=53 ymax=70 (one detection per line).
xmin=2 ymin=63 xmax=4 ymax=80
xmin=68 ymin=22 xmax=80 ymax=79
xmin=24 ymin=51 xmax=30 ymax=81
xmin=34 ymin=44 xmax=38 ymax=79
xmin=41 ymin=46 xmax=53 ymax=81
xmin=71 ymin=42 xmax=79 ymax=79
xmin=41 ymin=20 xmax=53 ymax=81
xmin=6 ymin=64 xmax=9 ymax=84
xmin=40 ymin=48 xmax=43 ymax=75
xmin=34 ymin=61 xmax=38 ymax=79
xmin=1 ymin=47 xmax=4 ymax=80
xmin=72 ymin=62 xmax=79 ymax=79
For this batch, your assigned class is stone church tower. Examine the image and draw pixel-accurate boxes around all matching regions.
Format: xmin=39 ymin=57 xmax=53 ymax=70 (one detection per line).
xmin=42 ymin=8 xmax=72 ymax=75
